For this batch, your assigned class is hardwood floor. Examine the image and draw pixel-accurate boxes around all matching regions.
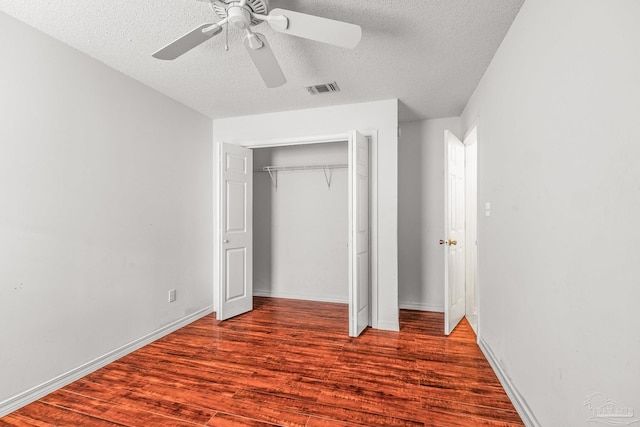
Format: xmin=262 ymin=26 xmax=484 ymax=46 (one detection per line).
xmin=1 ymin=297 xmax=523 ymax=426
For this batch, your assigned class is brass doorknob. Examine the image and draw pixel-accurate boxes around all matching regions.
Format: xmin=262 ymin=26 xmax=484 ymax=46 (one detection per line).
xmin=448 ymin=239 xmax=457 ymax=246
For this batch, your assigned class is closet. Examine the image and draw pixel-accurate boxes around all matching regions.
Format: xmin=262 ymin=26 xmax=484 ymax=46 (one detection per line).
xmin=253 ymin=142 xmax=349 ymax=304
xmin=216 ymin=131 xmax=371 ymax=336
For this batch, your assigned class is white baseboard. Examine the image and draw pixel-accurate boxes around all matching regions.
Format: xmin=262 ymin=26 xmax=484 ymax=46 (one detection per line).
xmin=253 ymin=289 xmax=347 ymax=305
xmin=0 ymin=305 xmax=213 ymax=418
xmin=399 ymin=301 xmax=444 ymax=312
xmin=478 ymin=337 xmax=540 ymax=427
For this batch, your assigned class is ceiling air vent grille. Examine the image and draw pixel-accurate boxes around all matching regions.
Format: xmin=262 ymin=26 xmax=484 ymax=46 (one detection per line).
xmin=306 ymin=82 xmax=341 ymax=95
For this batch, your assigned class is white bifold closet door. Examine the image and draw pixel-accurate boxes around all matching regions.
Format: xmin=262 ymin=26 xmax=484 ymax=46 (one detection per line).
xmin=218 ymin=142 xmax=253 ymax=320
xmin=349 ymin=130 xmax=370 ymax=337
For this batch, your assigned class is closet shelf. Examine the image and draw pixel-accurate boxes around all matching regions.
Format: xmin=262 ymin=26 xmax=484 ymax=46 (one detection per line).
xmin=254 ymin=164 xmax=347 ymax=189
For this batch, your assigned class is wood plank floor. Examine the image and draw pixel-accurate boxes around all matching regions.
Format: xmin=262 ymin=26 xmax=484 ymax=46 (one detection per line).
xmin=1 ymin=297 xmax=523 ymax=426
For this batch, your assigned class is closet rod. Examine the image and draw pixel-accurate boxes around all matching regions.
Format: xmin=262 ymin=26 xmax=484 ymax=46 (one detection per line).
xmin=254 ymin=164 xmax=347 ymax=189
xmin=253 ymin=164 xmax=347 ymax=173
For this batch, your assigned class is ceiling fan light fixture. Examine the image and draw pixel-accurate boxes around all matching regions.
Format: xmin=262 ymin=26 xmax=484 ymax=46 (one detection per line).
xmin=227 ymin=6 xmax=251 ymax=29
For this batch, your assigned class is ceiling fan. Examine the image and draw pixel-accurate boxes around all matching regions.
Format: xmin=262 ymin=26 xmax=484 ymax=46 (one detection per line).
xmin=152 ymin=0 xmax=362 ymax=88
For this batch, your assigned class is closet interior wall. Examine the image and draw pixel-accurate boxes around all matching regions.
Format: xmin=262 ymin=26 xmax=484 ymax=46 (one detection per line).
xmin=253 ymin=142 xmax=348 ymax=303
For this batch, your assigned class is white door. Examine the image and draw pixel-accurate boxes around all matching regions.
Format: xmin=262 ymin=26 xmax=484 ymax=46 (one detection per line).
xmin=444 ymin=130 xmax=466 ymax=335
xmin=218 ymin=142 xmax=253 ymax=320
xmin=349 ymin=131 xmax=370 ymax=337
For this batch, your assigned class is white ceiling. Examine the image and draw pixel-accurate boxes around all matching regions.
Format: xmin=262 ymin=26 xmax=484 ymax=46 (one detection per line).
xmin=0 ymin=0 xmax=524 ymax=122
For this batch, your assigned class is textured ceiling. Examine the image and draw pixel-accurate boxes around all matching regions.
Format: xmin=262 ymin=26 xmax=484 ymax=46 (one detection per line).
xmin=0 ymin=0 xmax=524 ymax=121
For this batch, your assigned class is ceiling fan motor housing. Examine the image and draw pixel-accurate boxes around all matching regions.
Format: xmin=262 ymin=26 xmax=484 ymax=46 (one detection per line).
xmin=213 ymin=0 xmax=269 ymax=26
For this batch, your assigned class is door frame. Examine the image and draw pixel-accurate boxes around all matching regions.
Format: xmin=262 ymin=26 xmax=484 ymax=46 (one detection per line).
xmin=462 ymin=120 xmax=480 ymax=339
xmin=213 ymin=131 xmax=380 ymax=329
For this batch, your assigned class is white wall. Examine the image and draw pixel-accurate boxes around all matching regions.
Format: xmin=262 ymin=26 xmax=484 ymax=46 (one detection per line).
xmin=398 ymin=118 xmax=460 ymax=312
xmin=212 ymin=99 xmax=399 ymax=330
xmin=253 ymin=143 xmax=348 ymax=303
xmin=460 ymin=0 xmax=640 ymax=425
xmin=0 ymin=12 xmax=213 ymax=408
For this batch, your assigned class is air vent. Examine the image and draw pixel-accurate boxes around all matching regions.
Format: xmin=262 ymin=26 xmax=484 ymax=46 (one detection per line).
xmin=306 ymin=82 xmax=341 ymax=95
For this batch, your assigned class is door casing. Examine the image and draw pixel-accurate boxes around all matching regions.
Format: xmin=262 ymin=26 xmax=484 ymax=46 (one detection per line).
xmin=213 ymin=131 xmax=379 ymax=330
xmin=463 ymin=122 xmax=479 ymax=337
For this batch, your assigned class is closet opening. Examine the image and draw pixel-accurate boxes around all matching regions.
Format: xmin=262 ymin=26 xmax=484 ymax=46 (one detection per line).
xmin=216 ymin=131 xmax=375 ymax=337
xmin=253 ymin=142 xmax=350 ymax=305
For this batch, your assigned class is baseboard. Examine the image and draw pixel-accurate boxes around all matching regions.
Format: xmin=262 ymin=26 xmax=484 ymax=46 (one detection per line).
xmin=399 ymin=301 xmax=444 ymax=312
xmin=253 ymin=290 xmax=347 ymax=305
xmin=0 ymin=305 xmax=213 ymax=418
xmin=478 ymin=337 xmax=540 ymax=427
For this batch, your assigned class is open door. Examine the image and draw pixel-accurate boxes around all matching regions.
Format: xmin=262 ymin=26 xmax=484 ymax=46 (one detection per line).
xmin=349 ymin=131 xmax=370 ymax=337
xmin=218 ymin=142 xmax=253 ymax=320
xmin=444 ymin=130 xmax=466 ymax=335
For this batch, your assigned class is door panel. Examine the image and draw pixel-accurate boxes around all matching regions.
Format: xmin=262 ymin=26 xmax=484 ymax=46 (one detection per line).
xmin=226 ymin=248 xmax=247 ymax=300
xmin=444 ymin=131 xmax=466 ymax=335
xmin=219 ymin=142 xmax=253 ymax=320
xmin=226 ymin=181 xmax=246 ymax=232
xmin=349 ymin=130 xmax=370 ymax=337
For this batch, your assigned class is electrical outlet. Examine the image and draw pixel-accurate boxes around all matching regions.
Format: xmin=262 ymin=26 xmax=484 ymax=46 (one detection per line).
xmin=168 ymin=289 xmax=176 ymax=303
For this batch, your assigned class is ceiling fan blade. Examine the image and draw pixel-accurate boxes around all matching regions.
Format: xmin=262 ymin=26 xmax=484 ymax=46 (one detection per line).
xmin=243 ymin=33 xmax=286 ymax=88
xmin=153 ymin=23 xmax=222 ymax=60
xmin=268 ymin=8 xmax=362 ymax=49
